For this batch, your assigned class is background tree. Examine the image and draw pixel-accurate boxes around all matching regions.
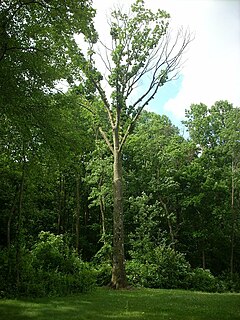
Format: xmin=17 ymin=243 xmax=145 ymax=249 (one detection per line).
xmin=124 ymin=112 xmax=188 ymax=245
xmin=184 ymin=101 xmax=240 ymax=274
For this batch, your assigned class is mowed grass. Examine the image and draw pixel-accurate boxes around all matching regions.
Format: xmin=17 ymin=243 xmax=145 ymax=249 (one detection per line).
xmin=0 ymin=287 xmax=239 ymax=320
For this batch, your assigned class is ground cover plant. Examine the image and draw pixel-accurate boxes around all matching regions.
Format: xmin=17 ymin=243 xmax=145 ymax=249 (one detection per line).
xmin=0 ymin=287 xmax=239 ymax=320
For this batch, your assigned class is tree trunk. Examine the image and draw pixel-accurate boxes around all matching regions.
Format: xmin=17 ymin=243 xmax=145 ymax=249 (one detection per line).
xmin=110 ymin=130 xmax=127 ymax=289
xmin=7 ymin=190 xmax=18 ymax=252
xmin=159 ymin=198 xmax=175 ymax=248
xmin=57 ymin=174 xmax=65 ymax=234
xmin=230 ymin=159 xmax=235 ymax=276
xmin=202 ymin=248 xmax=206 ymax=270
xmin=99 ymin=196 xmax=106 ymax=238
xmin=16 ymin=155 xmax=26 ymax=289
xmin=76 ymin=174 xmax=80 ymax=254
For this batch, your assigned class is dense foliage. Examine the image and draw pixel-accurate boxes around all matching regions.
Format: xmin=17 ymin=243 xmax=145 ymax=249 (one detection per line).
xmin=0 ymin=232 xmax=95 ymax=297
xmin=0 ymin=1 xmax=239 ymax=297
xmin=1 ymin=101 xmax=239 ymax=296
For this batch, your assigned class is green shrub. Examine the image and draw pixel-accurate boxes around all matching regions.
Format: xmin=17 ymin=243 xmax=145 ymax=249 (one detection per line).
xmin=218 ymin=272 xmax=240 ymax=293
xmin=20 ymin=260 xmax=96 ymax=297
xmin=0 ymin=247 xmax=18 ymax=298
xmin=188 ymin=268 xmax=219 ymax=292
xmin=126 ymin=244 xmax=191 ymax=289
xmin=1 ymin=232 xmax=96 ymax=298
xmin=91 ymin=239 xmax=112 ymax=286
xmin=27 ymin=232 xmax=96 ymax=296
xmin=31 ymin=231 xmax=70 ymax=273
xmin=152 ymin=245 xmax=191 ymax=289
xmin=126 ymin=260 xmax=144 ymax=287
xmin=94 ymin=263 xmax=112 ymax=286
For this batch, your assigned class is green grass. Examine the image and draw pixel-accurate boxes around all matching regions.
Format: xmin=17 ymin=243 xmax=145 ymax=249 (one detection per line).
xmin=0 ymin=288 xmax=239 ymax=320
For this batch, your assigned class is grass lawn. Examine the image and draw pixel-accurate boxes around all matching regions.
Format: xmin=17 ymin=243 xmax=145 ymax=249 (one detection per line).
xmin=0 ymin=287 xmax=239 ymax=320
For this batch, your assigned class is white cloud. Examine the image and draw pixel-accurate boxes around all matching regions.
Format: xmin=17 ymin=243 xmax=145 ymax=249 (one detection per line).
xmin=154 ymin=0 xmax=240 ymax=117
xmin=92 ymin=0 xmax=240 ymax=120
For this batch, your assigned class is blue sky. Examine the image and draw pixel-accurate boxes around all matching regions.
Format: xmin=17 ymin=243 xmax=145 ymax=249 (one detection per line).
xmin=151 ymin=76 xmax=184 ymax=114
xmin=148 ymin=75 xmax=184 ymax=131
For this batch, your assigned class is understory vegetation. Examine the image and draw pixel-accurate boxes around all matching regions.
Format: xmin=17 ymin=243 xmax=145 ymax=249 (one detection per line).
xmin=0 ymin=231 xmax=240 ymax=298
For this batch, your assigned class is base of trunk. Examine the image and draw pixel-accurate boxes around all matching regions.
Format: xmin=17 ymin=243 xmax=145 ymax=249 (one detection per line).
xmin=110 ymin=264 xmax=127 ymax=289
xmin=108 ymin=281 xmax=130 ymax=290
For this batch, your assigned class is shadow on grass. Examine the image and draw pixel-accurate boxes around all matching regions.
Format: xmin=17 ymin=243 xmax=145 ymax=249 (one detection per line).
xmin=0 ymin=288 xmax=239 ymax=320
xmin=0 ymin=303 xmax=34 ymax=320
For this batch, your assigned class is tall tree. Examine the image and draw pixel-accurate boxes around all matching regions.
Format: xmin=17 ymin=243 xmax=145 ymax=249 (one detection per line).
xmin=81 ymin=0 xmax=192 ymax=288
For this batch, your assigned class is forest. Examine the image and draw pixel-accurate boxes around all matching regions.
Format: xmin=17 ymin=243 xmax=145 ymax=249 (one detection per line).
xmin=0 ymin=0 xmax=240 ymax=298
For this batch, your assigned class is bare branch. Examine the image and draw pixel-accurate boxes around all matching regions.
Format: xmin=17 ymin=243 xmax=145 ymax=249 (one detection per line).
xmin=124 ymin=36 xmax=167 ymax=99
xmin=5 ymin=46 xmax=45 ymax=54
xmin=119 ymin=29 xmax=193 ymax=151
xmin=99 ymin=127 xmax=114 ymax=154
xmin=93 ymin=79 xmax=115 ymax=128
xmin=78 ymin=99 xmax=114 ymax=153
xmin=78 ymin=101 xmax=96 ymax=116
xmin=131 ymin=28 xmax=192 ymax=109
xmin=97 ymin=40 xmax=112 ymax=73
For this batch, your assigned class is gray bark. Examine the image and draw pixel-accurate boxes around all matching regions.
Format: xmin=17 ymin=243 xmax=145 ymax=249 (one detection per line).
xmin=110 ymin=129 xmax=127 ymax=288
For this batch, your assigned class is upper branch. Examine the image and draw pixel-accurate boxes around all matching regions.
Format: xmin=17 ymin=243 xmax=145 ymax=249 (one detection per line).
xmin=120 ymin=28 xmax=193 ymax=151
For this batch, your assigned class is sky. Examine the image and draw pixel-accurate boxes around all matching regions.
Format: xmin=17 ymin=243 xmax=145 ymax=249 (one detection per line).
xmin=91 ymin=0 xmax=240 ymax=132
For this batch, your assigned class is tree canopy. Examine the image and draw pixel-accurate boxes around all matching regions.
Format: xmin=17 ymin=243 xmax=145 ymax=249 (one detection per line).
xmin=0 ymin=0 xmax=96 ymax=133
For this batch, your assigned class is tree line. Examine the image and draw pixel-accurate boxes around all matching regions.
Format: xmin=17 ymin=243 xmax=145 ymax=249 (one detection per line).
xmin=0 ymin=0 xmax=239 ymax=296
